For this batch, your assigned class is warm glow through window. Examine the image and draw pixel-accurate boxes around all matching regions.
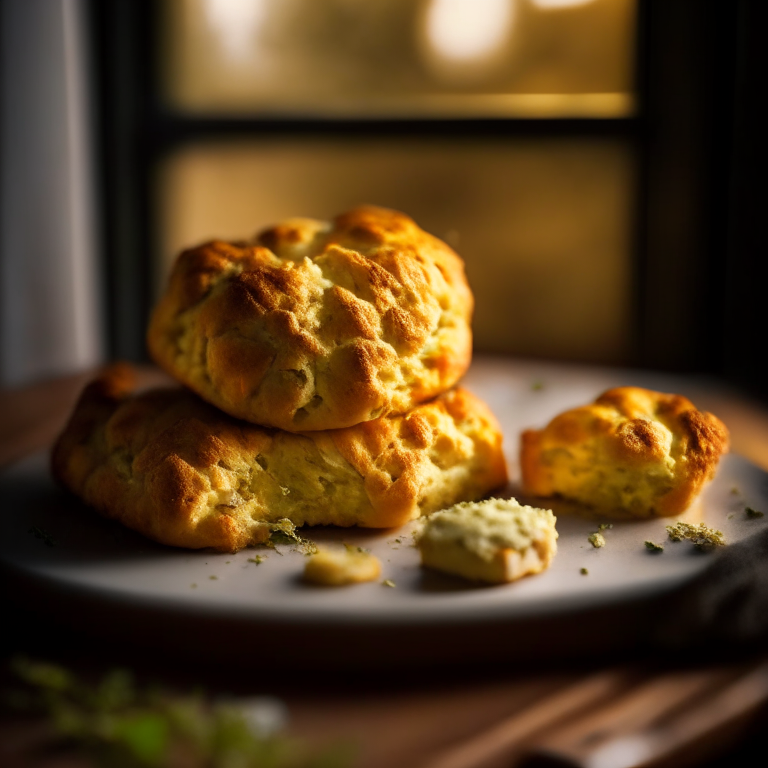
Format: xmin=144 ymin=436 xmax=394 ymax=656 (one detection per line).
xmin=531 ymin=0 xmax=596 ymax=9
xmin=203 ymin=0 xmax=269 ymax=60
xmin=424 ymin=0 xmax=515 ymax=62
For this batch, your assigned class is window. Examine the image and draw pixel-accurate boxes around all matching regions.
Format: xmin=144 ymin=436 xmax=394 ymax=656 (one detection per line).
xmin=90 ymin=0 xmax=764 ymax=399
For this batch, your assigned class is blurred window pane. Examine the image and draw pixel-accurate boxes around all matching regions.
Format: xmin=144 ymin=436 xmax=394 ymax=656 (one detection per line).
xmin=158 ymin=138 xmax=634 ymax=363
xmin=162 ymin=0 xmax=636 ymax=117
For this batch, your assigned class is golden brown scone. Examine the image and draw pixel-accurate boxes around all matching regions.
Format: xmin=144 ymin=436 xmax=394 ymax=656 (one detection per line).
xmin=52 ymin=365 xmax=507 ymax=552
xmin=520 ymin=387 xmax=729 ymax=518
xmin=147 ymin=206 xmax=473 ymax=432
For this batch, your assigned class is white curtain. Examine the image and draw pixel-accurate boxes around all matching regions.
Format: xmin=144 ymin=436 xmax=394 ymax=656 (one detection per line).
xmin=1 ymin=0 xmax=104 ymax=387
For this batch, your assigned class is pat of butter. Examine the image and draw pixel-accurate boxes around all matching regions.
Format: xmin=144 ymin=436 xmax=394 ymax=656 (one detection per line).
xmin=417 ymin=498 xmax=558 ymax=583
xmin=303 ymin=545 xmax=382 ymax=586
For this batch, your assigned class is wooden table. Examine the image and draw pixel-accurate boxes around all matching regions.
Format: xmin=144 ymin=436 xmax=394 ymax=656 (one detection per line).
xmin=2 ymin=361 xmax=768 ymax=768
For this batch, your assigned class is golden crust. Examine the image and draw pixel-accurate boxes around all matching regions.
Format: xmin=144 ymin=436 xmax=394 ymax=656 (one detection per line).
xmin=51 ymin=365 xmax=507 ymax=552
xmin=147 ymin=206 xmax=473 ymax=432
xmin=520 ymin=386 xmax=729 ymax=518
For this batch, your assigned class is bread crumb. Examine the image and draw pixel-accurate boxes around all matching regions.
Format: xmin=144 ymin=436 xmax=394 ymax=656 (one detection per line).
xmin=588 ymin=532 xmax=605 ymax=549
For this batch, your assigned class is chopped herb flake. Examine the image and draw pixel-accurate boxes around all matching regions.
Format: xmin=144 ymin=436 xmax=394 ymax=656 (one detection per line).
xmin=209 ymin=575 xmax=218 ymax=580
xmin=644 ymin=540 xmax=664 ymax=553
xmin=382 ymin=579 xmax=396 ymax=588
xmin=248 ymin=555 xmax=265 ymax=565
xmin=28 ymin=525 xmax=56 ymax=547
xmin=268 ymin=519 xmax=317 ymax=554
xmin=580 ymin=567 xmax=588 ymax=575
xmin=531 ymin=381 xmax=545 ymax=391
xmin=666 ymin=521 xmax=726 ymax=551
xmin=746 ymin=507 xmax=765 ymax=519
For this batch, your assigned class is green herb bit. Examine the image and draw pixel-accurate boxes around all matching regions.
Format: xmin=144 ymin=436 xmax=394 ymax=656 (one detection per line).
xmin=268 ymin=518 xmax=300 ymax=545
xmin=531 ymin=380 xmax=545 ymax=391
xmin=728 ymin=513 xmax=735 ymax=519
xmin=746 ymin=507 xmax=765 ymax=519
xmin=730 ymin=487 xmax=740 ymax=495
xmin=598 ymin=523 xmax=613 ymax=531
xmin=7 ymin=657 xmax=354 ymax=767
xmin=382 ymin=579 xmax=396 ymax=588
xmin=665 ymin=521 xmax=726 ymax=551
xmin=268 ymin=518 xmax=317 ymax=554
xmin=580 ymin=567 xmax=589 ymax=575
xmin=190 ymin=583 xmax=197 ymax=588
xmin=588 ymin=532 xmax=605 ymax=549
xmin=644 ymin=541 xmax=664 ymax=553
xmin=248 ymin=555 xmax=266 ymax=565
xmin=28 ymin=525 xmax=56 ymax=547
xmin=209 ymin=575 xmax=218 ymax=581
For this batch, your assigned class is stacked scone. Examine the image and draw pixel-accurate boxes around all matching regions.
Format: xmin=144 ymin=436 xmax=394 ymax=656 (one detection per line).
xmin=52 ymin=206 xmax=508 ymax=553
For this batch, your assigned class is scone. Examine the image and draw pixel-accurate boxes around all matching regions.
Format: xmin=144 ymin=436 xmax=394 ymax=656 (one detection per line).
xmin=417 ymin=498 xmax=558 ymax=584
xmin=148 ymin=206 xmax=473 ymax=432
xmin=520 ymin=387 xmax=729 ymax=518
xmin=52 ymin=365 xmax=507 ymax=552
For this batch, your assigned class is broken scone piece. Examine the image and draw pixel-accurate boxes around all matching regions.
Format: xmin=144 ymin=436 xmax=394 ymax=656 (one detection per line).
xmin=303 ymin=546 xmax=382 ymax=586
xmin=521 ymin=387 xmax=729 ymax=518
xmin=417 ymin=498 xmax=558 ymax=584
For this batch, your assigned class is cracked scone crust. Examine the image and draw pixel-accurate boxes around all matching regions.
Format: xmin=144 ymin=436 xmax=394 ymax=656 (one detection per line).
xmin=51 ymin=366 xmax=507 ymax=552
xmin=147 ymin=206 xmax=473 ymax=431
xmin=520 ymin=387 xmax=729 ymax=518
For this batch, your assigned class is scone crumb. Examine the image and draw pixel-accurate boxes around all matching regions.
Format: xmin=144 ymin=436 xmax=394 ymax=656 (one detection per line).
xmin=588 ymin=532 xmax=606 ymax=549
xmin=417 ymin=497 xmax=558 ymax=584
xmin=644 ymin=540 xmax=664 ymax=553
xmin=303 ymin=547 xmax=381 ymax=587
xmin=666 ymin=522 xmax=726 ymax=551
xmin=268 ymin=519 xmax=318 ymax=555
